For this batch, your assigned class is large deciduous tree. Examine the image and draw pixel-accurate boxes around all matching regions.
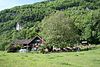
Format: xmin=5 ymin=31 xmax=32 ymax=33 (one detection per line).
xmin=39 ymin=11 xmax=79 ymax=48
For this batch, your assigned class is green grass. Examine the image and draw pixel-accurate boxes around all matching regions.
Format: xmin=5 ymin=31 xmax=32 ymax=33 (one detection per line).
xmin=0 ymin=46 xmax=100 ymax=67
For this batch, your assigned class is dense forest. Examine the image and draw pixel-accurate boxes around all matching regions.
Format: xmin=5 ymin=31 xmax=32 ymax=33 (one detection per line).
xmin=0 ymin=0 xmax=100 ymax=50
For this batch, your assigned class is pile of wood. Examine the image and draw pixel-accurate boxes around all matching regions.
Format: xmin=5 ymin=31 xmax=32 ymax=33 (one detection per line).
xmin=42 ymin=45 xmax=96 ymax=53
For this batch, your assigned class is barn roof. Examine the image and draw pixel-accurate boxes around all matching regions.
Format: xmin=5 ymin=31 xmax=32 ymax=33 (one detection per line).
xmin=11 ymin=36 xmax=44 ymax=45
xmin=11 ymin=39 xmax=32 ymax=45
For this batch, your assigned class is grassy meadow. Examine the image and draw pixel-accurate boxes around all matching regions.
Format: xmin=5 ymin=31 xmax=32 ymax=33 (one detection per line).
xmin=0 ymin=46 xmax=100 ymax=67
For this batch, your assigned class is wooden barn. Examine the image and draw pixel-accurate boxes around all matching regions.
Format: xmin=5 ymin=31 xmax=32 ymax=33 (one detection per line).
xmin=8 ymin=36 xmax=45 ymax=52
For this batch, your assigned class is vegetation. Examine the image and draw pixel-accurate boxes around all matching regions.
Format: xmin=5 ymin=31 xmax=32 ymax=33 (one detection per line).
xmin=0 ymin=0 xmax=100 ymax=50
xmin=39 ymin=11 xmax=79 ymax=47
xmin=0 ymin=45 xmax=100 ymax=67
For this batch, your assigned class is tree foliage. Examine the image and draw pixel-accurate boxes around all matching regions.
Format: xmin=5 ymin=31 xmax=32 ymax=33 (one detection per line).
xmin=0 ymin=0 xmax=100 ymax=50
xmin=39 ymin=11 xmax=79 ymax=47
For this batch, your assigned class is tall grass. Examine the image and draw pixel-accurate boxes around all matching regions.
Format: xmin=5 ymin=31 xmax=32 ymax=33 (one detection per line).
xmin=0 ymin=45 xmax=100 ymax=67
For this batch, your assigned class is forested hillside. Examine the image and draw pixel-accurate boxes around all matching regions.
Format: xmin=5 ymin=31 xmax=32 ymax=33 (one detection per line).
xmin=0 ymin=0 xmax=100 ymax=50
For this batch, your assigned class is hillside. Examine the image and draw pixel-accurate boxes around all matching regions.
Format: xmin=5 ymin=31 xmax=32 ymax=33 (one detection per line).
xmin=0 ymin=0 xmax=100 ymax=50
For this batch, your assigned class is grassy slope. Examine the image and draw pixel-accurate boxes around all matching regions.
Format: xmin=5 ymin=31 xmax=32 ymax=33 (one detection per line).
xmin=0 ymin=47 xmax=100 ymax=67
